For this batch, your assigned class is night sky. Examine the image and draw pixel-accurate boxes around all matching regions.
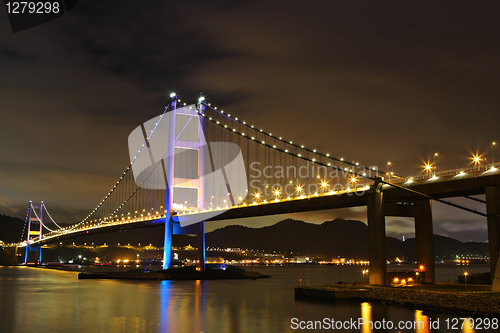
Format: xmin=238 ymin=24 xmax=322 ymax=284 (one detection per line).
xmin=1 ymin=2 xmax=499 ymax=242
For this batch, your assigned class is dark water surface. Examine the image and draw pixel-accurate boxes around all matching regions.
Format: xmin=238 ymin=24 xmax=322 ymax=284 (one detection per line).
xmin=0 ymin=265 xmax=496 ymax=333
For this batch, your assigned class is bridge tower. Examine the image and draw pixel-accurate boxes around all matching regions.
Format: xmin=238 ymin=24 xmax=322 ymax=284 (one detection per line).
xmin=24 ymin=201 xmax=44 ymax=265
xmin=163 ymin=95 xmax=206 ymax=271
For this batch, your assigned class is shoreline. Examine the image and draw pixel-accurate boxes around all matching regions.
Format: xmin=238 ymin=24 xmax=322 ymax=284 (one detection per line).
xmin=295 ymin=284 xmax=500 ymax=318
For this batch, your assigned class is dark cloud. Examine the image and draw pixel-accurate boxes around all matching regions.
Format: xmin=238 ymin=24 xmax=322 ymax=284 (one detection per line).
xmin=0 ymin=1 xmax=498 ymax=242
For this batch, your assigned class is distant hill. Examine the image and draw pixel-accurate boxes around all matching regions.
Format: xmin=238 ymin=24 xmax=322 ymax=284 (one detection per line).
xmin=206 ymin=218 xmax=489 ymax=259
xmin=0 ymin=214 xmax=489 ymax=259
xmin=401 ymin=234 xmax=489 ymax=259
xmin=0 ymin=214 xmax=25 ymax=243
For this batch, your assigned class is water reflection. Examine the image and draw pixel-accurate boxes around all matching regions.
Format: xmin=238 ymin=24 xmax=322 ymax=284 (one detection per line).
xmin=159 ymin=280 xmax=172 ymax=332
xmin=361 ymin=302 xmax=372 ymax=333
xmin=0 ymin=266 xmax=495 ymax=333
xmin=415 ymin=310 xmax=430 ymax=333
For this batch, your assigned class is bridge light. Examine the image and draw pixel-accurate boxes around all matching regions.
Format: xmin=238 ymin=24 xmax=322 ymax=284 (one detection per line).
xmin=198 ymin=96 xmax=205 ymax=102
xmin=170 ymin=93 xmax=176 ymax=98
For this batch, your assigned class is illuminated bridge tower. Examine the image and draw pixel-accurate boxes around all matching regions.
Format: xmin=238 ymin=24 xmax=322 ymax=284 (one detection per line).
xmin=24 ymin=201 xmax=44 ymax=265
xmin=163 ymin=95 xmax=206 ymax=271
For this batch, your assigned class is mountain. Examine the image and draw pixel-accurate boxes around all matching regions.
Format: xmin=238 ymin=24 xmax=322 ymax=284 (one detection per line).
xmin=0 ymin=214 xmax=25 ymax=244
xmin=206 ymin=218 xmax=404 ymax=258
xmin=401 ymin=234 xmax=489 ymax=259
xmin=206 ymin=218 xmax=489 ymax=259
xmin=0 ymin=214 xmax=489 ymax=259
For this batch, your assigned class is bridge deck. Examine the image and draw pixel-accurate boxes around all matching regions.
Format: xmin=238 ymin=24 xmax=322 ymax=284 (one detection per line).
xmin=31 ymin=169 xmax=500 ymax=246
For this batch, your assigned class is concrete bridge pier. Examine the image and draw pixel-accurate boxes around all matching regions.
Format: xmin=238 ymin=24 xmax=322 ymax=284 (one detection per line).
xmin=163 ymin=217 xmax=173 ymax=270
xmin=367 ymin=182 xmax=387 ymax=285
xmin=24 ymin=245 xmax=42 ymax=265
xmin=196 ymin=222 xmax=206 ymax=272
xmin=486 ymin=186 xmax=500 ymax=290
xmin=415 ymin=199 xmax=435 ymax=284
xmin=169 ymin=220 xmax=206 ymax=271
xmin=368 ymin=180 xmax=436 ymax=285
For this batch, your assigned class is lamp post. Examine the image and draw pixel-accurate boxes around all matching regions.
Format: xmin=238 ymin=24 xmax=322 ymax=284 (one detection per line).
xmin=464 ymin=272 xmax=468 ymax=292
xmin=424 ymin=163 xmax=432 ymax=178
xmin=473 ymin=155 xmax=481 ymax=171
xmin=387 ymin=162 xmax=391 ymax=182
xmin=433 ymin=152 xmax=438 ymax=177
xmin=492 ymin=142 xmax=496 ymax=168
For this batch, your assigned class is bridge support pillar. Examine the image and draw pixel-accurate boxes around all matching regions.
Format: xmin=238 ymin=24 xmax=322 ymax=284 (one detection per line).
xmin=197 ymin=222 xmax=205 ymax=271
xmin=368 ymin=182 xmax=386 ymax=285
xmin=24 ymin=246 xmax=29 ymax=265
xmin=163 ymin=217 xmax=173 ymax=270
xmin=486 ymin=186 xmax=500 ymax=290
xmin=415 ymin=199 xmax=435 ymax=284
xmin=24 ymin=246 xmax=42 ymax=265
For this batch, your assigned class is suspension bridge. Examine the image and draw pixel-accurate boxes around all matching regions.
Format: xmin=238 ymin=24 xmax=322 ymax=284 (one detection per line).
xmin=11 ymin=95 xmax=500 ymax=290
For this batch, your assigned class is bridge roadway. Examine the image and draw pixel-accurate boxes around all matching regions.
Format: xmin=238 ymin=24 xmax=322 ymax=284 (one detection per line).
xmin=35 ymin=169 xmax=500 ymax=242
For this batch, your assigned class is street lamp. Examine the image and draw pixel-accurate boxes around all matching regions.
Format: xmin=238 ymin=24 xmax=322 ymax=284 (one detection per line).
xmin=387 ymin=162 xmax=391 ymax=182
xmin=433 ymin=153 xmax=438 ymax=177
xmin=464 ymin=272 xmax=468 ymax=292
xmin=472 ymin=155 xmax=481 ymax=171
xmin=492 ymin=142 xmax=496 ymax=168
xmin=424 ymin=163 xmax=432 ymax=178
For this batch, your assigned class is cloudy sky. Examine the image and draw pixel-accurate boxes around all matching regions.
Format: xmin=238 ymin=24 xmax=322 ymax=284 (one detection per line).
xmin=1 ymin=1 xmax=499 ymax=241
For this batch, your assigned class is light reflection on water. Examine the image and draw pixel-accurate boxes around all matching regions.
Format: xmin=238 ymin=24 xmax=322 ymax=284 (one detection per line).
xmin=0 ymin=266 xmax=494 ymax=333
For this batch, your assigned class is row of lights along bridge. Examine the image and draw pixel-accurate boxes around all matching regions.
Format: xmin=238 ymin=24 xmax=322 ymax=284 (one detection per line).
xmin=385 ymin=141 xmax=496 ymax=181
